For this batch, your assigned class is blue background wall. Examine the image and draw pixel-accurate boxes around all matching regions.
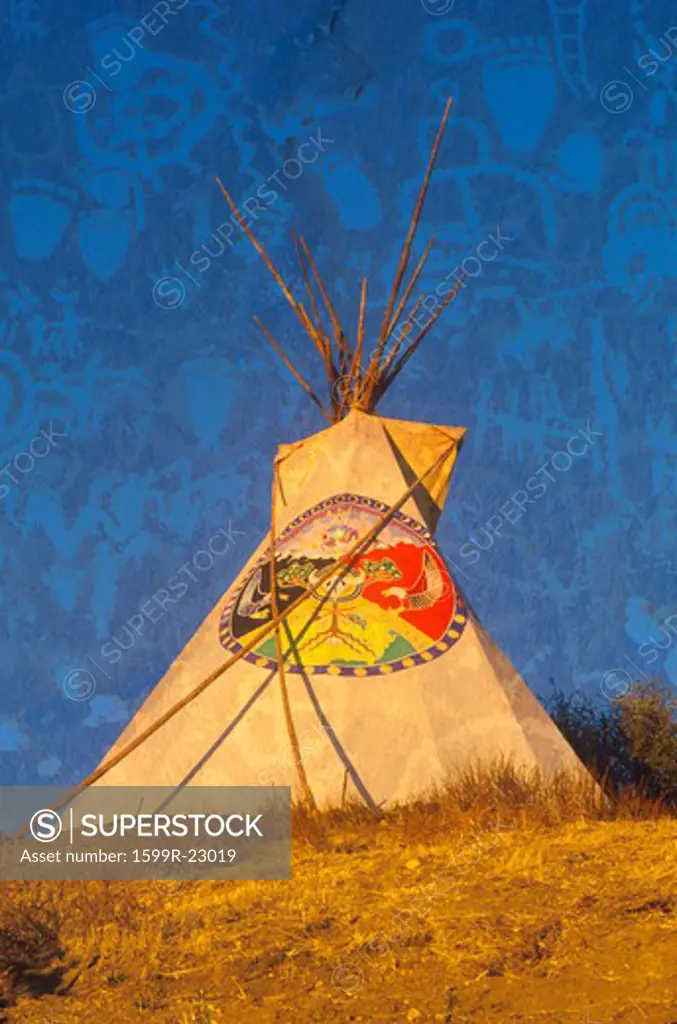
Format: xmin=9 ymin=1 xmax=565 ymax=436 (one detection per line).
xmin=0 ymin=0 xmax=675 ymax=785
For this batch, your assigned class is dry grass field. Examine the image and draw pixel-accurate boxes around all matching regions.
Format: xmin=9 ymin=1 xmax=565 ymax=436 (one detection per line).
xmin=1 ymin=767 xmax=676 ymax=1023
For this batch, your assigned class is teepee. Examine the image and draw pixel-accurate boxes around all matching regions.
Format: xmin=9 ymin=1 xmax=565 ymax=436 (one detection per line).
xmin=86 ymin=99 xmax=587 ymax=809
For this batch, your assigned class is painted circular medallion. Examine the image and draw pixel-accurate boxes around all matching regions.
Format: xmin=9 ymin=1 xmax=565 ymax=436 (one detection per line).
xmin=219 ymin=493 xmax=467 ymax=677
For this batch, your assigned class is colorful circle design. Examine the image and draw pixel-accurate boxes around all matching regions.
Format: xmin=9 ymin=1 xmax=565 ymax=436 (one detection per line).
xmin=219 ymin=493 xmax=468 ymax=677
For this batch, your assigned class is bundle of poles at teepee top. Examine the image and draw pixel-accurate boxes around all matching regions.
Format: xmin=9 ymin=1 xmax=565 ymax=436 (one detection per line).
xmin=215 ymin=97 xmax=466 ymax=423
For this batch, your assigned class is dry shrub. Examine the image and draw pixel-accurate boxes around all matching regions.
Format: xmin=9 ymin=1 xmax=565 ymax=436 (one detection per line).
xmin=0 ymin=884 xmax=68 ymax=1016
xmin=549 ymin=678 xmax=677 ymax=803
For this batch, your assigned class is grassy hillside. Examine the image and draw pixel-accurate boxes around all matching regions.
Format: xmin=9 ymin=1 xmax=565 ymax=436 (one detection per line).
xmin=2 ymin=771 xmax=676 ymax=1022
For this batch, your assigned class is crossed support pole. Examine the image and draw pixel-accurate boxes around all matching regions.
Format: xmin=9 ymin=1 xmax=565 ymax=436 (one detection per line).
xmin=12 ymin=442 xmax=457 ymax=837
xmin=269 ymin=468 xmax=318 ymax=812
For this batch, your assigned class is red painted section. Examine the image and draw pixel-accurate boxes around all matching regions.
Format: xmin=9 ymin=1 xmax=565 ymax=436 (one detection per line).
xmin=351 ymin=542 xmax=456 ymax=640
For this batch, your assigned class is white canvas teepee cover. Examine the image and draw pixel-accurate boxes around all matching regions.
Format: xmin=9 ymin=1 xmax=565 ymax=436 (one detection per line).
xmin=91 ymin=410 xmax=587 ymax=807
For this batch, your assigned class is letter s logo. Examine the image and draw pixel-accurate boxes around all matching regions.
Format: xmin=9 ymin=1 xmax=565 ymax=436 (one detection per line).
xmin=29 ymin=809 xmax=63 ymax=842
